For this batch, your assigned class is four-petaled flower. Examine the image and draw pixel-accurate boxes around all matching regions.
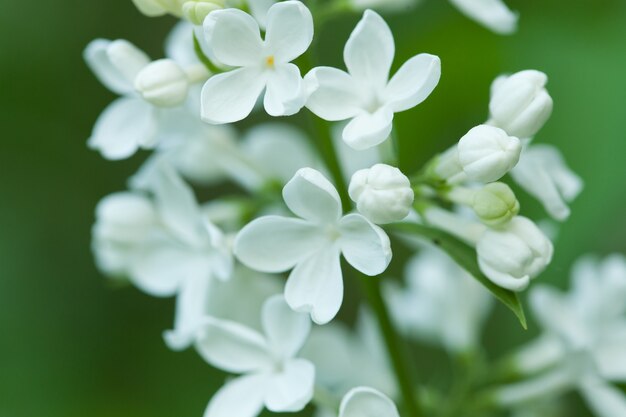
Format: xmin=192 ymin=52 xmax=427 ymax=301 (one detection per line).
xmin=196 ymin=295 xmax=315 ymax=417
xmin=305 ymin=10 xmax=441 ymax=150
xmin=234 ymin=168 xmax=392 ymax=324
xmin=200 ymin=1 xmax=313 ymax=124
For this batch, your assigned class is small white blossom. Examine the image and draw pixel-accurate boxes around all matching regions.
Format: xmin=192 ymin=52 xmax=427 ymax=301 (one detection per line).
xmin=386 ymin=247 xmax=493 ymax=353
xmin=200 ymin=1 xmax=313 ymax=123
xmin=339 ymin=387 xmax=400 ymax=417
xmin=511 ymin=144 xmax=583 ymax=221
xmin=134 ymin=59 xmax=192 ymax=107
xmin=499 ymin=255 xmax=626 ymax=417
xmin=235 ymin=168 xmax=392 ymax=324
xmin=488 ymin=70 xmax=553 ymax=139
xmin=476 ymin=216 xmax=553 ymax=291
xmin=196 ymin=295 xmax=315 ymax=417
xmin=449 ymin=0 xmax=519 ymax=35
xmin=92 ymin=161 xmax=232 ymax=297
xmin=349 ymin=164 xmax=414 ymax=224
xmin=305 ymin=10 xmax=440 ymax=150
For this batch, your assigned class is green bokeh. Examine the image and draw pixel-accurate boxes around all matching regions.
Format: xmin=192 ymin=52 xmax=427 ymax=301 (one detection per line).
xmin=0 ymin=1 xmax=624 ymax=416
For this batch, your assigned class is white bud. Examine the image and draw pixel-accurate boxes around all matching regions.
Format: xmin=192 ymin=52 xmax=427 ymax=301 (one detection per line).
xmin=92 ymin=192 xmax=158 ymax=276
xmin=457 ymin=124 xmax=522 ymax=183
xmin=472 ymin=182 xmax=519 ymax=226
xmin=132 ymin=0 xmax=188 ymax=16
xmin=182 ymin=1 xmax=222 ymax=25
xmin=134 ymin=59 xmax=189 ymax=107
xmin=476 ymin=216 xmax=553 ymax=292
xmin=349 ymin=164 xmax=414 ymax=224
xmin=489 ymin=70 xmax=553 ymax=138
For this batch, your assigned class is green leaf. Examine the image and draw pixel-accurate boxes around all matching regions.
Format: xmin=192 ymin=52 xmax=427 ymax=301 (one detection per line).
xmin=387 ymin=222 xmax=528 ymax=329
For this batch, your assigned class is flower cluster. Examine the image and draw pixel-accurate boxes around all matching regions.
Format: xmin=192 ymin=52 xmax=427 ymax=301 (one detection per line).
xmin=84 ymin=1 xmax=605 ymax=417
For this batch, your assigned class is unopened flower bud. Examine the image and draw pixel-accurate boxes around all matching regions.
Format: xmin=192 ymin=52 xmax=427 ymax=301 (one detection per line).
xmin=457 ymin=124 xmax=522 ymax=183
xmin=349 ymin=164 xmax=414 ymax=224
xmin=92 ymin=192 xmax=158 ymax=276
xmin=489 ymin=70 xmax=553 ymax=138
xmin=472 ymin=182 xmax=519 ymax=226
xmin=476 ymin=216 xmax=553 ymax=292
xmin=134 ymin=59 xmax=189 ymax=107
xmin=182 ymin=1 xmax=221 ymax=25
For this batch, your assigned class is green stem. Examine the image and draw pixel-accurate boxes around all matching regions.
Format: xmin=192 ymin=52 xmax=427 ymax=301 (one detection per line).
xmin=358 ymin=274 xmax=423 ymax=417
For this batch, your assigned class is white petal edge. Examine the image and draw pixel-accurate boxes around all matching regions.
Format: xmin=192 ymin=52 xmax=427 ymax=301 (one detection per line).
xmin=262 ymin=294 xmax=311 ymax=358
xmin=195 ymin=316 xmax=273 ymax=373
xmin=264 ymin=1 xmax=314 ymax=63
xmin=264 ymin=359 xmax=315 ymax=412
xmin=201 ymin=67 xmax=266 ymax=124
xmin=304 ymin=67 xmax=364 ymax=121
xmin=342 ymin=107 xmax=394 ymax=151
xmin=384 ymin=54 xmax=441 ymax=113
xmin=449 ymin=0 xmax=519 ymax=35
xmin=283 ymin=168 xmax=343 ymax=224
xmin=204 ymin=374 xmax=267 ymax=417
xmin=285 ymin=247 xmax=344 ymax=325
xmin=338 ymin=214 xmax=392 ymax=276
xmin=339 ymin=387 xmax=400 ymax=417
xmin=234 ymin=216 xmax=327 ymax=273
xmin=264 ymin=63 xmax=306 ymax=116
xmin=203 ymin=8 xmax=263 ymax=67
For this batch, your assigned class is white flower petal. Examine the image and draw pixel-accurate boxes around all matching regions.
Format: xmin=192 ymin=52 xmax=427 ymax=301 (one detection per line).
xmin=264 ymin=63 xmax=305 ymax=116
xmin=201 ymin=67 xmax=266 ymax=124
xmin=529 ymin=285 xmax=584 ymax=345
xmin=88 ymin=97 xmax=157 ymax=160
xmin=235 ymin=216 xmax=327 ymax=273
xmin=283 ymin=168 xmax=342 ymax=224
xmin=264 ymin=1 xmax=313 ymax=63
xmin=339 ymin=387 xmax=400 ymax=417
xmin=165 ymin=21 xmax=199 ymax=67
xmin=384 ymin=54 xmax=441 ymax=112
xmin=594 ymin=338 xmax=626 ymax=382
xmin=204 ymin=374 xmax=267 ymax=417
xmin=262 ymin=295 xmax=311 ymax=358
xmin=248 ymin=0 xmax=276 ymax=29
xmin=204 ymin=8 xmax=263 ymax=66
xmin=164 ymin=273 xmax=213 ymax=351
xmin=84 ymin=39 xmax=150 ymax=95
xmin=265 ymin=359 xmax=315 ymax=412
xmin=579 ymin=377 xmax=626 ymax=417
xmin=342 ymin=107 xmax=394 ymax=150
xmin=285 ymin=247 xmax=343 ymax=325
xmin=148 ymin=161 xmax=208 ymax=245
xmin=478 ymin=258 xmax=530 ymax=292
xmin=195 ymin=316 xmax=273 ymax=373
xmin=128 ymin=241 xmax=208 ymax=297
xmin=304 ymin=67 xmax=363 ymax=121
xmin=449 ymin=0 xmax=519 ymax=35
xmin=344 ymin=10 xmax=394 ymax=90
xmin=338 ymin=214 xmax=391 ymax=276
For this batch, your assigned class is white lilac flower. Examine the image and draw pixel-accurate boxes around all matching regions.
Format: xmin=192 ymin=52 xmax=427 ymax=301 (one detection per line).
xmin=301 ymin=310 xmax=396 ymax=403
xmin=234 ymin=168 xmax=392 ymax=324
xmin=305 ymin=10 xmax=440 ymax=150
xmin=476 ymin=216 xmax=553 ymax=292
xmin=165 ymin=265 xmax=282 ymax=351
xmin=196 ymin=295 xmax=315 ymax=417
xmin=349 ymin=164 xmax=414 ymax=224
xmin=497 ymin=254 xmax=626 ymax=417
xmin=488 ymin=70 xmax=553 ymax=139
xmin=92 ymin=161 xmax=232 ymax=297
xmin=422 ymin=208 xmax=552 ymax=291
xmin=338 ymin=387 xmax=400 ymax=417
xmin=511 ymin=144 xmax=583 ymax=221
xmin=350 ymin=0 xmax=415 ymax=12
xmin=385 ymin=247 xmax=493 ymax=353
xmin=449 ymin=0 xmax=518 ymax=35
xmin=435 ymin=124 xmax=522 ymax=184
xmin=84 ymin=35 xmax=208 ymax=159
xmin=200 ymin=1 xmax=313 ymax=123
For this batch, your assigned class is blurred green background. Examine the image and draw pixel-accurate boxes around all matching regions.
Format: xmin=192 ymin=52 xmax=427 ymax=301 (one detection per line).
xmin=1 ymin=0 xmax=625 ymax=416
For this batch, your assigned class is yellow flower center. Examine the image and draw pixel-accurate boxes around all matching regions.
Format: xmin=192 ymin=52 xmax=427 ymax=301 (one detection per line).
xmin=265 ymin=55 xmax=275 ymax=68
